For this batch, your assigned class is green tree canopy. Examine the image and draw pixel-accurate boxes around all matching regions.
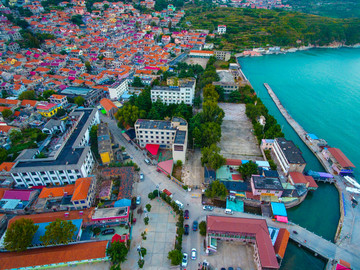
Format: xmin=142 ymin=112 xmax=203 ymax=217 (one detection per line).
xmin=18 ymin=90 xmax=36 ymax=100
xmin=199 ymin=221 xmax=207 ymax=236
xmin=42 ymin=90 xmax=56 ymax=100
xmin=74 ymin=96 xmax=85 ymax=106
xmin=205 ymin=180 xmax=228 ymax=199
xmin=203 ymin=84 xmax=219 ymax=101
xmin=132 ymin=77 xmax=145 ymax=87
xmin=193 ymin=122 xmax=222 ymax=148
xmin=238 ymin=161 xmax=258 ymax=180
xmin=0 ymin=148 xmax=8 ymax=164
xmin=168 ymin=249 xmax=182 ymax=265
xmin=40 ymin=219 xmax=77 ymax=246
xmin=116 ymin=104 xmax=146 ymax=128
xmin=1 ymin=108 xmax=12 ymax=119
xmin=4 ymin=218 xmax=39 ymax=251
xmin=200 ymin=144 xmax=226 ymax=170
xmin=107 ymin=241 xmax=129 ymax=265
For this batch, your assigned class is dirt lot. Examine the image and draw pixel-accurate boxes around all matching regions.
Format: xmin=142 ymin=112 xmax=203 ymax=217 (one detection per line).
xmin=218 ymin=103 xmax=263 ymax=161
xmin=206 ymin=241 xmax=257 ymax=270
xmin=182 ymin=148 xmax=203 ymax=188
xmin=184 ymin=57 xmax=209 ymax=69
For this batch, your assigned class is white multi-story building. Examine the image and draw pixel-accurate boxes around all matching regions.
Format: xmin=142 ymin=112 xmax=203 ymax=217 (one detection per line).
xmin=135 ymin=117 xmax=188 ymax=163
xmin=11 ymin=108 xmax=100 ymax=187
xmin=151 ymin=80 xmax=195 ymax=105
xmin=218 ymin=25 xmax=226 ymax=34
xmin=108 ymin=79 xmax=129 ymax=100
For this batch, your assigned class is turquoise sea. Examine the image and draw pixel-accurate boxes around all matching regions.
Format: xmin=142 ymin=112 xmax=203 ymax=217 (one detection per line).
xmin=240 ymin=48 xmax=360 ymax=269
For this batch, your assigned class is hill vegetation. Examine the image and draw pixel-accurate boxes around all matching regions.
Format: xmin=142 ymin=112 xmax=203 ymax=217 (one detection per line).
xmin=284 ymin=0 xmax=360 ymax=19
xmin=183 ymin=7 xmax=360 ymax=51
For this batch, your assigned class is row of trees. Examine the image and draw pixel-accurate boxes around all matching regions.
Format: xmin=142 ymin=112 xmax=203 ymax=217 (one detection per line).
xmin=4 ymin=218 xmax=76 ymax=252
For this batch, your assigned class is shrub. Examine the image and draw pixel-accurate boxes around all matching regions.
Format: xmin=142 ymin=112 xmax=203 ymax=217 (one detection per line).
xmin=152 ymin=189 xmax=158 ymax=197
xmin=148 ymin=192 xmax=155 ymax=200
xmin=138 ymin=259 xmax=145 ymax=268
xmin=199 ymin=221 xmax=207 ymax=236
xmin=182 ymin=185 xmax=188 ymax=190
xmin=168 ymin=249 xmax=182 ymax=265
xmin=140 ymin=247 xmax=147 ymax=257
xmin=93 ymin=227 xmax=101 ymax=235
xmin=145 ymin=204 xmax=152 ymax=212
xmin=144 ymin=217 xmax=149 ymax=225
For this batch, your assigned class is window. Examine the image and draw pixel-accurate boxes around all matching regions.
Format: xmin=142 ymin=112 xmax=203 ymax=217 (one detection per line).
xmin=31 ymin=172 xmax=36 ymax=176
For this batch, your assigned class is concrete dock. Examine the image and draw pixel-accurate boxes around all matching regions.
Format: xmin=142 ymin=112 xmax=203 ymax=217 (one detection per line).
xmin=264 ymin=83 xmax=360 ymax=268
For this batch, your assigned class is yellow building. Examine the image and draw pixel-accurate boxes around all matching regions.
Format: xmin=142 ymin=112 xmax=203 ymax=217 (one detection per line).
xmin=36 ymin=103 xmax=63 ymax=117
xmin=97 ymin=123 xmax=114 ymax=165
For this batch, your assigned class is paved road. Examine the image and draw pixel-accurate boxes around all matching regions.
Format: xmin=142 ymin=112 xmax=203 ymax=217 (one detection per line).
xmin=100 ymin=115 xmax=360 ymax=270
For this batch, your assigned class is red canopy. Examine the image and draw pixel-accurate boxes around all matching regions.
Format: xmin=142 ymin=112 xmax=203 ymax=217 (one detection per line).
xmin=275 ymin=216 xmax=288 ymax=223
xmin=111 ymin=234 xmax=126 ymax=243
xmin=146 ymin=144 xmax=159 ymax=155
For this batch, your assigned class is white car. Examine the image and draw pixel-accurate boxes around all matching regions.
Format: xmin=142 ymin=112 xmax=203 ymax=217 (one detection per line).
xmin=181 ymin=253 xmax=188 ymax=267
xmin=140 ymin=173 xmax=144 ymax=181
xmin=191 ymin=248 xmax=197 ymax=260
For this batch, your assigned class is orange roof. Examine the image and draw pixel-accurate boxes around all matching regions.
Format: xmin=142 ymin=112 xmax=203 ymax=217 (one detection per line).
xmin=0 ymin=162 xmax=15 ymax=172
xmin=0 ymin=241 xmax=108 ymax=269
xmin=9 ymin=208 xmax=94 ymax=227
xmin=0 ymin=98 xmax=19 ymax=105
xmin=100 ymin=98 xmax=117 ymax=113
xmin=72 ymin=177 xmax=92 ymax=201
xmin=274 ymin=228 xmax=290 ymax=259
xmin=21 ymin=99 xmax=37 ymax=107
xmin=0 ymin=125 xmax=16 ymax=133
xmin=38 ymin=185 xmax=75 ymax=199
xmin=50 ymin=94 xmax=66 ymax=99
xmin=190 ymin=50 xmax=214 ymax=54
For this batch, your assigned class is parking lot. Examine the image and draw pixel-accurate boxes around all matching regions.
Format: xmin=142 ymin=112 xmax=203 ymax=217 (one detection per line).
xmin=204 ymin=241 xmax=257 ymax=270
xmin=122 ymin=199 xmax=177 ymax=270
xmin=218 ymin=103 xmax=263 ymax=161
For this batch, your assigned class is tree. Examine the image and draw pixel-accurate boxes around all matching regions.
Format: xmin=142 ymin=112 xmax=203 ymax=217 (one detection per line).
xmin=1 ymin=109 xmax=12 ymax=119
xmin=107 ymin=241 xmax=129 ymax=265
xmin=145 ymin=204 xmax=152 ymax=212
xmin=203 ymin=84 xmax=219 ymax=101
xmin=74 ymin=96 xmax=85 ymax=106
xmin=201 ymin=99 xmax=225 ymax=125
xmin=18 ymin=90 xmax=36 ymax=100
xmin=4 ymin=218 xmax=39 ymax=251
xmin=40 ymin=219 xmax=77 ymax=246
xmin=201 ymin=144 xmax=226 ymax=170
xmin=205 ymin=180 xmax=228 ymax=199
xmin=0 ymin=148 xmax=8 ymax=163
xmin=132 ymin=77 xmax=145 ymax=87
xmin=229 ymin=90 xmax=242 ymax=103
xmin=71 ymin=15 xmax=83 ymax=26
xmin=199 ymin=221 xmax=207 ymax=236
xmin=238 ymin=161 xmax=258 ymax=180
xmin=116 ymin=104 xmax=146 ymax=127
xmin=42 ymin=90 xmax=55 ymax=100
xmin=56 ymin=108 xmax=66 ymax=117
xmin=168 ymin=249 xmax=182 ymax=265
xmin=85 ymin=61 xmax=92 ymax=73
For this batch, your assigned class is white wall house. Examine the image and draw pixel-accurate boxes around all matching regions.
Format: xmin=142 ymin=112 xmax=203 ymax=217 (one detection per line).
xmin=108 ymin=79 xmax=129 ymax=100
xmin=151 ymin=80 xmax=195 ymax=105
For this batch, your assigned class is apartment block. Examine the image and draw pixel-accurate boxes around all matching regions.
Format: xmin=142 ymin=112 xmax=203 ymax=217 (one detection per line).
xmin=108 ymin=79 xmax=129 ymax=100
xmin=135 ymin=117 xmax=188 ymax=163
xmin=272 ymin=138 xmax=306 ymax=175
xmin=151 ymin=79 xmax=195 ymax=105
xmin=11 ymin=109 xmax=100 ymax=187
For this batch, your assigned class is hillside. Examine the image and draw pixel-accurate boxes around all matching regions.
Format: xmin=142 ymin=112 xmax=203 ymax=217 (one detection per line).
xmin=284 ymin=0 xmax=360 ymax=18
xmin=183 ymin=7 xmax=360 ymax=51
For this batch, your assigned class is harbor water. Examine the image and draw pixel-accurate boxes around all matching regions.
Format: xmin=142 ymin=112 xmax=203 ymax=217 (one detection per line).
xmin=239 ymin=48 xmax=360 ymax=269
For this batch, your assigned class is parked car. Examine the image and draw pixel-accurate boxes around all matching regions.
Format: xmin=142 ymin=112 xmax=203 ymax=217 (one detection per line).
xmin=140 ymin=173 xmax=144 ymax=181
xmin=293 ymin=230 xmax=298 ymax=235
xmin=191 ymin=248 xmax=197 ymax=260
xmin=136 ymin=196 xmax=141 ymax=205
xmin=228 ymin=267 xmax=234 ymax=270
xmin=144 ymin=158 xmax=150 ymax=165
xmin=181 ymin=253 xmax=188 ymax=267
xmin=184 ymin=224 xmax=189 ymax=235
xmin=101 ymin=228 xmax=115 ymax=235
xmin=225 ymin=209 xmax=234 ymax=215
xmin=203 ymin=205 xmax=214 ymax=211
xmin=184 ymin=210 xmax=189 ymax=219
xmin=193 ymin=221 xmax=198 ymax=231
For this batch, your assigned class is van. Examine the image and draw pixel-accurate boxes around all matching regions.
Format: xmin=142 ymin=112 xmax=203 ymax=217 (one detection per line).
xmin=225 ymin=209 xmax=233 ymax=215
xmin=175 ymin=200 xmax=184 ymax=209
xmin=144 ymin=158 xmax=150 ymax=165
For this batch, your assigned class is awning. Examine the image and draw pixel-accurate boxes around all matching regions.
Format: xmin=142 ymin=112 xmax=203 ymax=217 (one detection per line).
xmin=275 ymin=216 xmax=288 ymax=223
xmin=146 ymin=144 xmax=159 ymax=155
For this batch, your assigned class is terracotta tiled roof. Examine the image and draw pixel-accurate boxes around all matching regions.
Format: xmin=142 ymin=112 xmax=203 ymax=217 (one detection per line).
xmin=328 ymin=148 xmax=355 ymax=168
xmin=0 ymin=162 xmax=15 ymax=172
xmin=21 ymin=99 xmax=37 ymax=107
xmin=100 ymin=98 xmax=117 ymax=113
xmin=0 ymin=241 xmax=108 ymax=269
xmin=274 ymin=228 xmax=290 ymax=259
xmin=72 ymin=177 xmax=92 ymax=201
xmin=38 ymin=185 xmax=75 ymax=199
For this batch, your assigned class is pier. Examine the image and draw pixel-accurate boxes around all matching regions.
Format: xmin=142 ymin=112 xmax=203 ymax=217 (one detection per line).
xmin=264 ymin=83 xmax=360 ymax=268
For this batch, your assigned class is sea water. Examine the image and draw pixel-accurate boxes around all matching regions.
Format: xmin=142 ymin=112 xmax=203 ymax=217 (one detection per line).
xmin=239 ymin=48 xmax=360 ymax=269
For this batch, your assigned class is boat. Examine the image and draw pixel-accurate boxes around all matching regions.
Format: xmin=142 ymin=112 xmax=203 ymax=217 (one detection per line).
xmin=346 ymin=187 xmax=360 ymax=194
xmin=344 ymin=176 xmax=360 ymax=189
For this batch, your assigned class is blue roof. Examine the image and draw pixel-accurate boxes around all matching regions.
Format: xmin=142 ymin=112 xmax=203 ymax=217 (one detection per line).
xmin=114 ymin=198 xmax=131 ymax=207
xmin=271 ymin=202 xmax=287 ymax=217
xmin=32 ymin=219 xmax=82 ymax=246
xmin=307 ymin=133 xmax=319 ymax=140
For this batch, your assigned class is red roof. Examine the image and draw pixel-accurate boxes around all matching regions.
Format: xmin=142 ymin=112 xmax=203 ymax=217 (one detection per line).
xmin=157 ymin=159 xmax=174 ymax=175
xmin=328 ymin=148 xmax=355 ymax=168
xmin=0 ymin=241 xmax=108 ymax=269
xmin=305 ymin=175 xmax=318 ymax=189
xmin=207 ymin=216 xmax=279 ymax=269
xmin=100 ymin=98 xmax=117 ymax=113
xmin=146 ymin=144 xmax=159 ymax=155
xmin=231 ymin=174 xmax=243 ymax=181
xmin=226 ymin=159 xmax=242 ymax=166
xmin=111 ymin=233 xmax=127 ymax=243
xmin=289 ymin=172 xmax=308 ymax=185
xmin=273 ymin=228 xmax=290 ymax=259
